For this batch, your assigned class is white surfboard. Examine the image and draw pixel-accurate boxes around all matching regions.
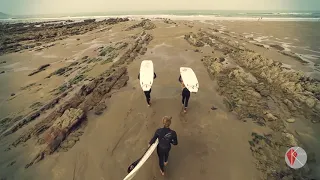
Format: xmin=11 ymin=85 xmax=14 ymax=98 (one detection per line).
xmin=123 ymin=139 xmax=159 ymax=180
xmin=180 ymin=67 xmax=199 ymax=93
xmin=140 ymin=60 xmax=154 ymax=91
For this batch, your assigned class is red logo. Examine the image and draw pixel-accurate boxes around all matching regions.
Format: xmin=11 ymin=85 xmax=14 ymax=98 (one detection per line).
xmin=286 ymin=148 xmax=298 ymax=165
xmin=285 ymin=147 xmax=307 ymax=169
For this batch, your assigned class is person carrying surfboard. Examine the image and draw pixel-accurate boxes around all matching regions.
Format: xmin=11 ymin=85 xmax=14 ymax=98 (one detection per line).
xmin=148 ymin=116 xmax=178 ymax=176
xmin=179 ymin=75 xmax=191 ymax=113
xmin=138 ymin=72 xmax=157 ymax=107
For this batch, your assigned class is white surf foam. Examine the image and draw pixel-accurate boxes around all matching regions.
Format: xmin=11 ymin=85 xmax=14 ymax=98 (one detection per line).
xmin=245 ymin=34 xmax=254 ymax=38
xmin=2 ymin=15 xmax=319 ymax=23
xmin=296 ymin=54 xmax=316 ymax=66
xmin=304 ymin=49 xmax=320 ymax=54
xmin=282 ymin=43 xmax=293 ymax=52
xmin=298 ymin=54 xmax=320 ymax=60
xmin=254 ymin=36 xmax=269 ymax=42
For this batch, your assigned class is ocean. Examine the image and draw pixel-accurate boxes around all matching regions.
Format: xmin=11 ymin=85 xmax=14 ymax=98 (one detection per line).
xmin=1 ymin=10 xmax=320 ymax=23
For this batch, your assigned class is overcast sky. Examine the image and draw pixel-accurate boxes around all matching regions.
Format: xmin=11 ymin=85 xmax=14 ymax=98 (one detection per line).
xmin=1 ymin=0 xmax=320 ymax=15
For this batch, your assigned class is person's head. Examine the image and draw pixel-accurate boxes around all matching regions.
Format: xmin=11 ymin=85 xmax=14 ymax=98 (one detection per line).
xmin=162 ymin=116 xmax=172 ymax=128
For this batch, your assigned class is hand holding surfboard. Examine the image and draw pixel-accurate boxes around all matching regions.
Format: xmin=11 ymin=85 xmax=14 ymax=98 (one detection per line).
xmin=123 ymin=139 xmax=159 ymax=180
xmin=139 ymin=60 xmax=154 ymax=91
xmin=180 ymin=67 xmax=199 ymax=93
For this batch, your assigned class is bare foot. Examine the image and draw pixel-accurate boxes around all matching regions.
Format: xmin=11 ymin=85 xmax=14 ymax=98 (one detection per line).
xmin=160 ymin=169 xmax=165 ymax=176
xmin=184 ymin=109 xmax=187 ymax=113
xmin=164 ymin=161 xmax=168 ymax=166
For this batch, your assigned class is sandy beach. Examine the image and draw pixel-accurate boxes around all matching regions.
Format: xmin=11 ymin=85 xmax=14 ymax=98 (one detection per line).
xmin=0 ymin=18 xmax=320 ymax=180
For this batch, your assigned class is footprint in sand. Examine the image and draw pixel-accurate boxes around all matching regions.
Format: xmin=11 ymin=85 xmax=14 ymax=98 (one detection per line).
xmin=73 ymin=151 xmax=89 ymax=180
xmin=52 ymin=166 xmax=66 ymax=180
xmin=151 ymin=110 xmax=156 ymax=117
xmin=200 ymin=163 xmax=207 ymax=174
xmin=179 ymin=110 xmax=188 ymax=123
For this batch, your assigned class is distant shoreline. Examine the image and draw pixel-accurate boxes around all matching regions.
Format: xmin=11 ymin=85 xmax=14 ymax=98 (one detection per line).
xmin=1 ymin=15 xmax=320 ymax=23
xmin=1 ymin=10 xmax=320 ymax=22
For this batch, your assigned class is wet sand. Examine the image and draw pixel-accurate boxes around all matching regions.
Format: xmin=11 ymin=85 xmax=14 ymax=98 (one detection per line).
xmin=0 ymin=19 xmax=319 ymax=180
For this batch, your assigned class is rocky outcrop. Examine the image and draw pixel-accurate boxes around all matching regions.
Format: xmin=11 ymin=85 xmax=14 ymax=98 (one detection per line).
xmin=184 ymin=32 xmax=204 ymax=47
xmin=3 ymin=28 xmax=152 ymax=168
xmin=198 ymin=30 xmax=318 ymax=179
xmin=163 ymin=18 xmax=176 ymax=24
xmin=249 ymin=131 xmax=311 ymax=180
xmin=112 ymin=31 xmax=153 ymax=68
xmin=0 ymin=18 xmax=129 ymax=55
xmin=0 ymin=91 xmax=69 ymax=138
xmin=84 ymin=19 xmax=96 ymax=23
xmin=46 ymin=61 xmax=82 ymax=78
xmin=202 ymin=31 xmax=250 ymax=52
xmin=204 ymin=57 xmax=315 ymax=179
xmin=2 ymin=66 xmax=128 ymax=168
xmin=12 ymin=67 xmax=128 ymax=147
xmin=104 ymin=18 xmax=129 ymax=25
xmin=201 ymin=56 xmax=229 ymax=78
xmin=126 ymin=19 xmax=156 ymax=31
xmin=28 ymin=64 xmax=50 ymax=76
xmin=12 ymin=67 xmax=129 ymax=168
xmin=190 ymin=30 xmax=320 ymax=121
xmin=99 ymin=46 xmax=116 ymax=56
xmin=25 ymin=108 xmax=84 ymax=168
xmin=230 ymin=51 xmax=320 ymax=117
xmin=28 ymin=103 xmax=41 ymax=110
xmin=270 ymin=44 xmax=285 ymax=51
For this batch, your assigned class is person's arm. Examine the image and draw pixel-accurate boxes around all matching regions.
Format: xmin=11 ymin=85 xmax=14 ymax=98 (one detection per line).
xmin=171 ymin=131 xmax=178 ymax=146
xmin=149 ymin=129 xmax=159 ymax=146
xmin=138 ymin=73 xmax=140 ymax=80
xmin=154 ymin=73 xmax=157 ymax=79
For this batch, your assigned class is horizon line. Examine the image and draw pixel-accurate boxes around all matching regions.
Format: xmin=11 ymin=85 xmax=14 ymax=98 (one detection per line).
xmin=2 ymin=9 xmax=320 ymax=16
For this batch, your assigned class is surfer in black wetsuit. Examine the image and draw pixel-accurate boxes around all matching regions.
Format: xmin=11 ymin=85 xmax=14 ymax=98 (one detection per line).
xmin=179 ymin=75 xmax=190 ymax=113
xmin=148 ymin=116 xmax=178 ymax=176
xmin=138 ymin=72 xmax=157 ymax=107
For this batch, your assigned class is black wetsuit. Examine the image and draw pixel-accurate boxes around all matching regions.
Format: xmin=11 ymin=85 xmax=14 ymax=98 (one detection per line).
xmin=138 ymin=73 xmax=157 ymax=105
xmin=179 ymin=75 xmax=191 ymax=108
xmin=182 ymin=87 xmax=190 ymax=108
xmin=178 ymin=75 xmax=182 ymax=83
xmin=149 ymin=127 xmax=178 ymax=172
